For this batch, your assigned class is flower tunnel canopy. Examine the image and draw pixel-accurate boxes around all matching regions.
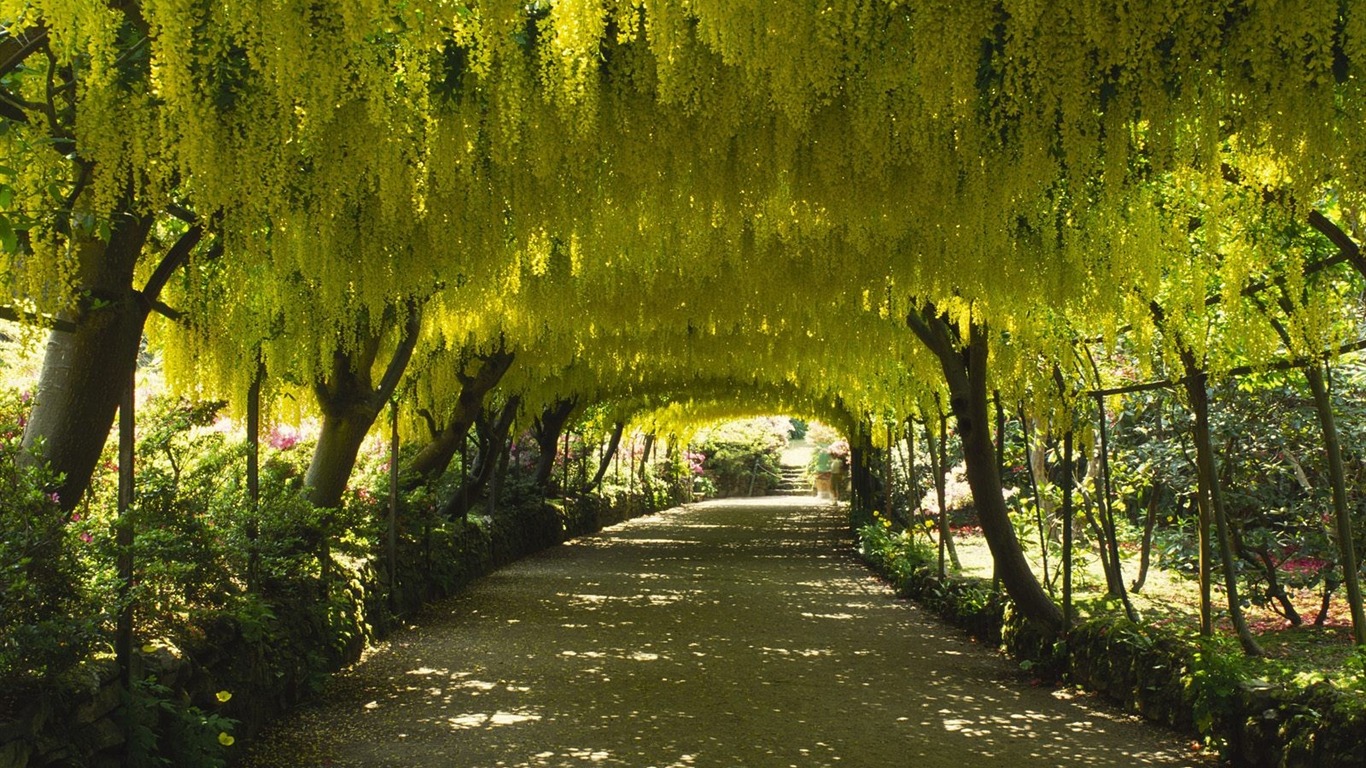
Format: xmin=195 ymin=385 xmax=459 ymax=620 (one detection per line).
xmin=6 ymin=1 xmax=1366 ymax=639
xmin=2 ymin=0 xmax=1362 ymax=433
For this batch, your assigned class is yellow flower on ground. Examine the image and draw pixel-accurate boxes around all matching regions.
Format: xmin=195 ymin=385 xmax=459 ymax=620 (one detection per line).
xmin=218 ymin=733 xmax=235 ymax=747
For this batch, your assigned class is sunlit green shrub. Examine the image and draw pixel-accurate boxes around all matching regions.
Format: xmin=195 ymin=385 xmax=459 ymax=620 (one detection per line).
xmin=693 ymin=418 xmax=789 ymax=497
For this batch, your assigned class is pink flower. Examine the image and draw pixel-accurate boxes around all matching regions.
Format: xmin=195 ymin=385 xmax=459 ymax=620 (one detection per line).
xmin=268 ymin=426 xmax=299 ymax=451
xmin=79 ymin=532 xmax=93 ymax=544
xmin=48 ymin=492 xmax=60 ymax=505
xmin=69 ymin=512 xmax=81 ymax=522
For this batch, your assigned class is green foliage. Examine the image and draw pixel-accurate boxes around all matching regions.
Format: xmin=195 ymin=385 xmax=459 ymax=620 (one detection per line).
xmin=1185 ymin=637 xmax=1245 ymax=750
xmin=858 ymin=515 xmax=934 ymax=586
xmin=0 ymin=389 xmax=99 ymax=696
xmin=125 ymin=678 xmax=237 ymax=768
xmin=692 ymin=418 xmax=789 ymax=498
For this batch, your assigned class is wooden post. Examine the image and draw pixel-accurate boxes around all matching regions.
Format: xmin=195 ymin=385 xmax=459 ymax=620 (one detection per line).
xmin=116 ymin=354 xmax=135 ymax=690
xmin=246 ymin=358 xmax=262 ymax=592
xmin=1062 ymin=430 xmax=1074 ymax=630
xmin=1019 ymin=408 xmax=1051 ymax=594
xmin=883 ymin=423 xmax=894 ymax=521
xmin=388 ymin=399 xmax=399 ymax=610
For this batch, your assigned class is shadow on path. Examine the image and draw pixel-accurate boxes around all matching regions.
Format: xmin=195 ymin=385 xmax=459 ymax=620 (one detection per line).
xmin=243 ymin=498 xmax=1200 ymax=767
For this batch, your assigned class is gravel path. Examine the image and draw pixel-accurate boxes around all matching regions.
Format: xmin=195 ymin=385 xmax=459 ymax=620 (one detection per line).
xmin=242 ymin=498 xmax=1201 ymax=767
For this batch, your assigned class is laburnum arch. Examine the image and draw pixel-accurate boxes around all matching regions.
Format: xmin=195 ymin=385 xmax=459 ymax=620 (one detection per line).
xmin=4 ymin=0 xmax=1366 ymax=639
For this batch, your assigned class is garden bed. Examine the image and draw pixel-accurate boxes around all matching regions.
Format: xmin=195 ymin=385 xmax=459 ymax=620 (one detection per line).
xmin=858 ymin=522 xmax=1366 ymax=768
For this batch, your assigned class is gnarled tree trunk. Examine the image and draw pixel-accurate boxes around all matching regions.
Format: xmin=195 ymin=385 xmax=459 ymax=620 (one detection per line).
xmin=22 ymin=217 xmax=205 ymax=510
xmin=442 ymin=396 xmax=520 ymax=520
xmin=908 ymin=305 xmax=1063 ymax=634
xmin=583 ymin=421 xmax=624 ymax=494
xmin=531 ymin=397 xmax=578 ymax=493
xmin=304 ymin=306 xmax=420 ymax=509
xmin=407 ymin=348 xmax=514 ymax=486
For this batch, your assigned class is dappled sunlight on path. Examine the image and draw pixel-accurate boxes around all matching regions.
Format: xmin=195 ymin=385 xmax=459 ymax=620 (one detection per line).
xmin=243 ymin=498 xmax=1199 ymax=767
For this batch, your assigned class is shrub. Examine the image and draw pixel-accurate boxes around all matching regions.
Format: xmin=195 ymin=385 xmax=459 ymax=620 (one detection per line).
xmin=0 ymin=389 xmax=100 ymax=700
xmin=693 ymin=418 xmax=789 ymax=497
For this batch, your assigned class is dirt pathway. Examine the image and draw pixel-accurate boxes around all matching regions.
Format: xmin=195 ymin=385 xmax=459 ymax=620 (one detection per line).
xmin=242 ymin=498 xmax=1200 ymax=767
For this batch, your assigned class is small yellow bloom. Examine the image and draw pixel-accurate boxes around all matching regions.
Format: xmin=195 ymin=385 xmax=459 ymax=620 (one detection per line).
xmin=218 ymin=732 xmax=235 ymax=747
xmin=215 ymin=690 xmax=232 ymax=703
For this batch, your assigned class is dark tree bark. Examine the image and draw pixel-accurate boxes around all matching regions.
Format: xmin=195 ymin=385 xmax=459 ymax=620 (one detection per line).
xmin=926 ymin=415 xmax=959 ymax=574
xmin=1304 ymin=364 xmax=1366 ymax=644
xmin=1282 ymin=213 xmax=1366 ymax=643
xmin=638 ymin=432 xmax=656 ymax=490
xmin=442 ymin=396 xmax=519 ymax=520
xmin=908 ymin=305 xmax=1063 ymax=634
xmin=1258 ymin=281 xmax=1366 ymax=644
xmin=583 ymin=421 xmax=625 ymax=494
xmin=304 ymin=306 xmax=420 ymax=509
xmin=849 ymin=441 xmax=883 ymax=526
xmin=1093 ymin=394 xmax=1137 ymax=622
xmin=407 ymin=348 xmax=514 ymax=485
xmin=531 ymin=398 xmax=579 ymax=492
xmin=1062 ymin=431 xmax=1075 ymax=627
xmin=1131 ymin=485 xmax=1161 ymax=593
xmin=1181 ymin=363 xmax=1263 ymax=656
xmin=1145 ymin=296 xmax=1260 ymax=654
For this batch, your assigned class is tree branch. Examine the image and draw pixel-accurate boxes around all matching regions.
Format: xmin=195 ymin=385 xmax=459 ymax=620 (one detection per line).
xmin=0 ymin=304 xmax=77 ymax=333
xmin=0 ymin=24 xmax=49 ymax=80
xmin=374 ymin=304 xmax=421 ymax=403
xmin=141 ymin=223 xmax=203 ymax=302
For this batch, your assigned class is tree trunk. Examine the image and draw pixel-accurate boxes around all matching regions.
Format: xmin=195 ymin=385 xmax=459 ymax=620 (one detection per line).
xmin=1304 ymin=364 xmax=1366 ymax=645
xmin=304 ymin=307 xmax=420 ymax=509
xmin=584 ymin=421 xmax=625 ymax=493
xmin=531 ymin=398 xmax=578 ymax=493
xmin=1062 ymin=431 xmax=1075 ymax=627
xmin=884 ymin=423 xmax=895 ymax=525
xmin=305 ymin=407 xmax=377 ymax=509
xmin=905 ymin=419 xmax=919 ymax=520
xmin=638 ymin=432 xmax=656 ymax=490
xmin=1131 ymin=485 xmax=1161 ymax=593
xmin=1256 ymin=284 xmax=1365 ymax=644
xmin=1184 ymin=365 xmax=1263 ymax=656
xmin=22 ymin=216 xmax=154 ymax=510
xmin=1094 ymin=394 xmax=1137 ymax=622
xmin=927 ymin=416 xmax=959 ymax=573
xmin=442 ymin=397 xmax=519 ymax=519
xmin=908 ymin=306 xmax=1063 ymax=633
xmin=407 ymin=349 xmax=514 ymax=484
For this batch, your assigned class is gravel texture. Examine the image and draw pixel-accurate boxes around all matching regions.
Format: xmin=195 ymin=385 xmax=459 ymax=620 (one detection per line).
xmin=242 ymin=497 xmax=1201 ymax=767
